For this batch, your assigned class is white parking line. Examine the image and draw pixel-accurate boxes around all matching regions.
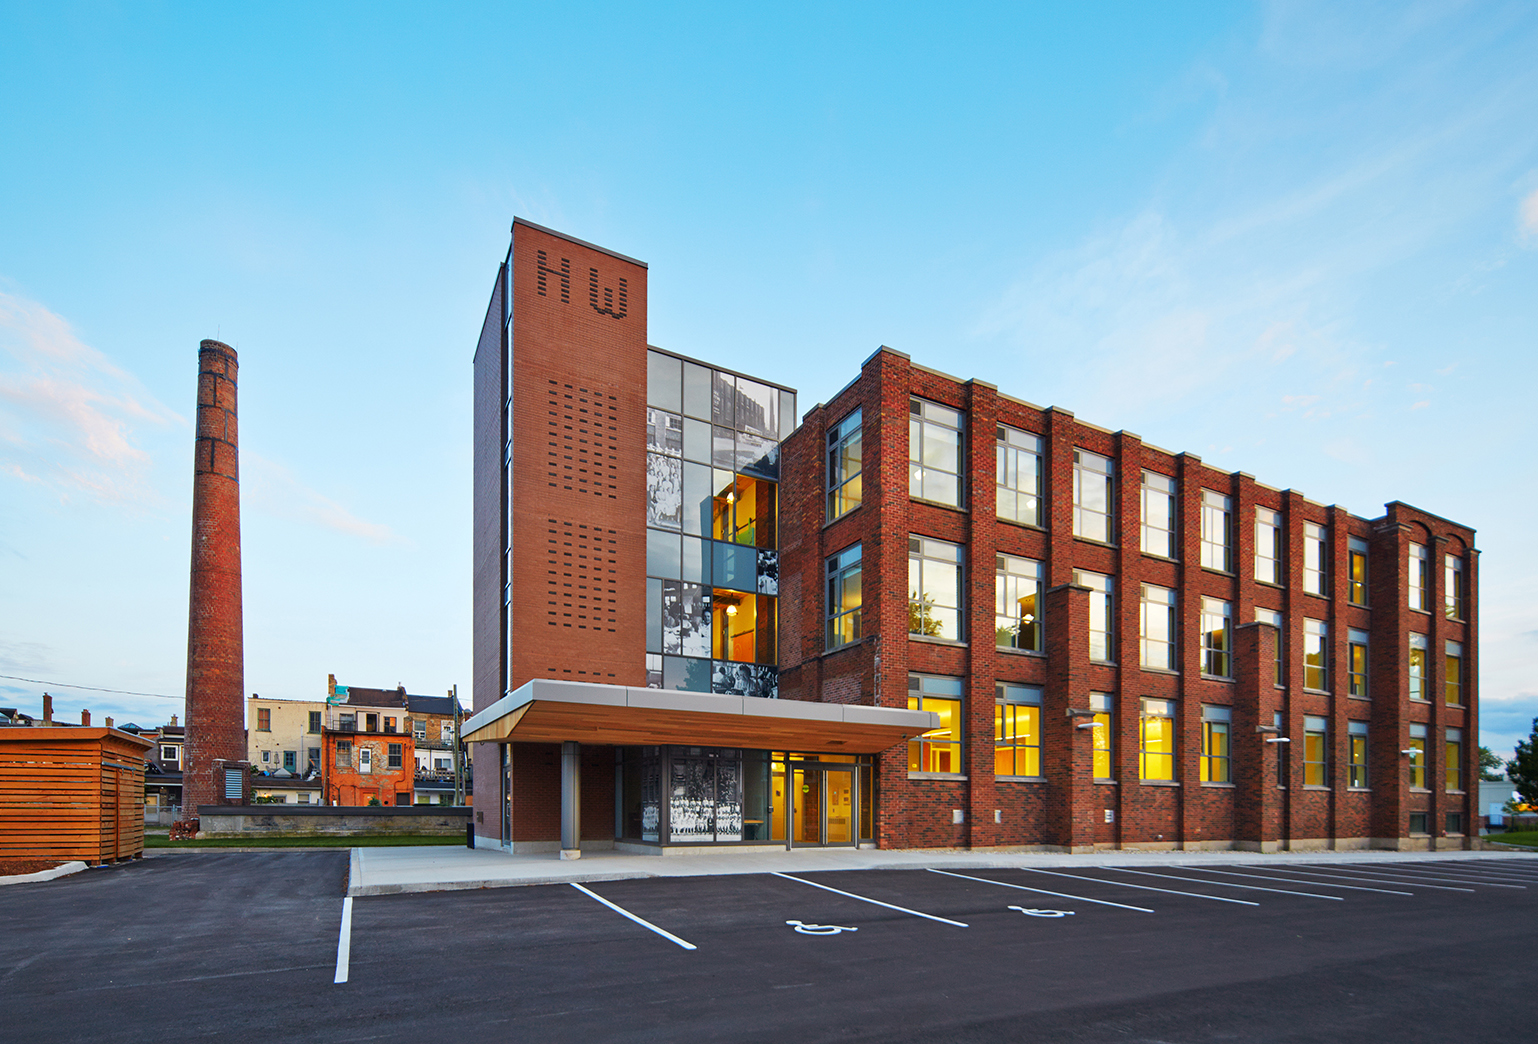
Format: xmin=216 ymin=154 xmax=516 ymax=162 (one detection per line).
xmin=1196 ymin=867 xmax=1414 ymax=896
xmin=1275 ymin=867 xmax=1474 ymax=893
xmin=1016 ymin=867 xmax=1259 ymax=906
xmin=333 ymin=897 xmax=353 ymax=984
xmin=1301 ymin=864 xmax=1521 ymax=889
xmin=772 ymin=872 xmax=970 ymax=927
xmin=570 ymin=883 xmax=697 ymax=950
xmin=927 ymin=868 xmax=1154 ymax=912
xmin=1361 ymin=864 xmax=1528 ymax=888
xmin=1109 ymin=867 xmax=1343 ymax=901
xmin=1419 ymin=864 xmax=1538 ymax=881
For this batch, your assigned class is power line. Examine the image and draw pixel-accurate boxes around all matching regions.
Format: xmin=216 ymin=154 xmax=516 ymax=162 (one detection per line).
xmin=0 ymin=674 xmax=183 ymax=701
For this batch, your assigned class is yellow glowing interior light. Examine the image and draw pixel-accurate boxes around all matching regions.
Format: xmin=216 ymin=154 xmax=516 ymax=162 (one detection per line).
xmin=725 ymin=604 xmax=738 ymax=616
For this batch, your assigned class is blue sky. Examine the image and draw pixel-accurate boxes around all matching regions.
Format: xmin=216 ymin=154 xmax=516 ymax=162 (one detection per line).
xmin=2 ymin=2 xmax=1535 ymax=757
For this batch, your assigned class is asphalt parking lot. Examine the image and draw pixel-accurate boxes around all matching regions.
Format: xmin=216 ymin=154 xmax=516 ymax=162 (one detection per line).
xmin=3 ymin=852 xmax=1535 ymax=1043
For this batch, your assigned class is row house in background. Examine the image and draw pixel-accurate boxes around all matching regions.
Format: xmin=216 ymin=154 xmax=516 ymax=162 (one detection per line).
xmin=407 ymin=690 xmax=469 ymax=805
xmin=322 ymin=680 xmax=414 ymax=807
xmin=246 ymin=694 xmax=325 ymax=779
xmin=778 ymin=347 xmax=1478 ymax=852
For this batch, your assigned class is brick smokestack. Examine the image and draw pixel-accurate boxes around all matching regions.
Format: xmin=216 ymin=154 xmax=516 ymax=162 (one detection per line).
xmin=182 ymin=339 xmax=245 ymax=813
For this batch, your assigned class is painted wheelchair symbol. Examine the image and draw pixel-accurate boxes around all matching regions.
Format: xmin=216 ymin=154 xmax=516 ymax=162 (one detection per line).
xmin=1008 ymin=906 xmax=1075 ymax=918
xmin=786 ymin=919 xmax=859 ymax=935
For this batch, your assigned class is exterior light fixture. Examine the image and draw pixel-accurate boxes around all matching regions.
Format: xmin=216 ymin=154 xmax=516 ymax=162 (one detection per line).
xmin=725 ymin=604 xmax=738 ymax=617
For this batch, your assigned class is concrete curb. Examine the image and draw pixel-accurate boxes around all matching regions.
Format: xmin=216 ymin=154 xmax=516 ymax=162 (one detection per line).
xmin=349 ymin=871 xmax=655 ymax=896
xmin=0 ymin=861 xmax=88 ymax=887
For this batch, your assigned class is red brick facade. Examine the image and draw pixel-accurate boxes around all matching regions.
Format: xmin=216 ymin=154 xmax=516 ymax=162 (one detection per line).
xmin=777 ymin=347 xmax=1478 ymax=852
xmin=182 ymin=340 xmax=247 ymax=812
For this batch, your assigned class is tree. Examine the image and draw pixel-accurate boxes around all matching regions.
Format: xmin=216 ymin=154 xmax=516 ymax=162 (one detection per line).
xmin=1508 ymin=717 xmax=1538 ymax=807
xmin=1479 ymin=746 xmax=1506 ymax=782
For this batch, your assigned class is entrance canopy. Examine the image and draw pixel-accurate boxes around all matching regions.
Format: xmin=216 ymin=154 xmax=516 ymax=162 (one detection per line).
xmin=462 ymin=679 xmax=936 ymax=754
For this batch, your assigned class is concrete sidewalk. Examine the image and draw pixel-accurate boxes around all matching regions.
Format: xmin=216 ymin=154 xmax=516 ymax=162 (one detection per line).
xmin=347 ymin=842 xmax=1538 ymax=896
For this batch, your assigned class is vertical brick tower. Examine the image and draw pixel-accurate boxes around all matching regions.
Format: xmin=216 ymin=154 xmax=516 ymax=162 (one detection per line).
xmin=181 ymin=339 xmax=246 ymax=817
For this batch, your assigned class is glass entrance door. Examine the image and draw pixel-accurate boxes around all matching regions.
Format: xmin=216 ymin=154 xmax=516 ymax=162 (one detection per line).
xmin=788 ymin=764 xmax=858 ymax=847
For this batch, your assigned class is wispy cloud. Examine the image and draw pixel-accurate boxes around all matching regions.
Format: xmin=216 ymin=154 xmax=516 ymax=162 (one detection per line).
xmin=1520 ymin=185 xmax=1538 ymax=242
xmin=0 ymin=290 xmax=181 ymax=502
xmin=245 ymin=453 xmax=404 ymax=547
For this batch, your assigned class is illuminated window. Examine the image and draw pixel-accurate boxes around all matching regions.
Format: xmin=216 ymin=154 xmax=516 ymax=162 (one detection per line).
xmin=826 ymin=408 xmax=862 ymax=521
xmin=1348 ymin=537 xmax=1369 ymax=605
xmin=909 ymin=398 xmax=964 ymax=507
xmin=997 ymin=426 xmax=1043 ymax=527
xmin=1348 ymin=628 xmax=1369 ymax=698
xmin=908 ymin=674 xmax=963 ymax=774
xmin=1303 ymin=522 xmax=1329 ymax=596
xmin=1090 ymin=693 xmax=1114 ymax=780
xmin=909 ymin=536 xmax=964 ymax=641
xmin=1445 ymin=641 xmax=1464 ymax=705
xmin=257 ymin=708 xmax=271 ymax=732
xmin=1348 ymin=721 xmax=1369 ymax=788
xmin=1303 ymin=618 xmax=1328 ymax=690
xmin=1140 ymin=584 xmax=1176 ymax=671
xmin=995 ymin=554 xmax=1044 ymax=652
xmin=994 ymin=683 xmax=1043 ymax=778
xmin=1075 ymin=570 xmax=1114 ymax=663
xmin=1140 ymin=471 xmax=1176 ymax=558
xmin=1200 ymin=490 xmax=1233 ymax=572
xmin=1201 ymin=597 xmax=1232 ymax=678
xmin=1408 ymin=633 xmax=1428 ymax=701
xmin=1444 ymin=553 xmax=1465 ymax=620
xmin=1200 ymin=705 xmax=1231 ymax=783
xmin=1408 ymin=723 xmax=1427 ymax=789
xmin=711 ymin=591 xmax=776 ymax=664
xmin=1303 ymin=715 xmax=1328 ymax=787
xmin=1256 ymin=608 xmax=1284 ymax=686
xmin=1255 ymin=507 xmax=1282 ymax=585
xmin=1073 ymin=449 xmax=1114 ymax=542
xmin=712 ymin=472 xmax=777 ymax=548
xmin=1409 ymin=542 xmax=1429 ymax=611
xmin=825 ymin=545 xmax=862 ymax=650
xmin=1139 ymin=698 xmax=1176 ymax=782
xmin=1445 ymin=727 xmax=1463 ymax=792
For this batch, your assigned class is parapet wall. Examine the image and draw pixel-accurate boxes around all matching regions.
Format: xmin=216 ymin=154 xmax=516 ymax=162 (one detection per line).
xmin=197 ymin=804 xmax=470 ymax=837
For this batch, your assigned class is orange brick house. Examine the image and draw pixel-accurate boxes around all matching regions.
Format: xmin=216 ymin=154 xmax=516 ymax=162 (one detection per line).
xmin=322 ymin=680 xmax=415 ymax=807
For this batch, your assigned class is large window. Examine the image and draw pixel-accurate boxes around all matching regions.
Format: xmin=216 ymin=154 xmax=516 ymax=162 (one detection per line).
xmin=1140 ymin=471 xmax=1176 ymax=558
xmin=825 ymin=545 xmax=863 ymax=650
xmin=1445 ymin=553 xmax=1465 ymax=619
xmin=997 ymin=426 xmax=1042 ymax=526
xmin=1140 ymin=584 xmax=1176 ymax=671
xmin=1200 ymin=490 xmax=1233 ymax=572
xmin=1200 ymin=705 xmax=1231 ymax=783
xmin=1075 ymin=570 xmax=1114 ymax=663
xmin=1303 ymin=522 xmax=1329 ymax=596
xmin=1255 ymin=507 xmax=1282 ymax=584
xmin=1139 ymin=699 xmax=1176 ymax=781
xmin=1408 ymin=723 xmax=1427 ymax=789
xmin=1201 ymin=597 xmax=1232 ymax=678
xmin=1303 ymin=715 xmax=1328 ymax=787
xmin=1348 ymin=537 xmax=1369 ymax=605
xmin=1446 ymin=727 xmax=1464 ymax=792
xmin=1091 ymin=692 xmax=1114 ymax=780
xmin=1348 ymin=721 xmax=1369 ymax=788
xmin=1409 ymin=542 xmax=1429 ymax=611
xmin=909 ymin=536 xmax=963 ymax=641
xmin=1348 ymin=628 xmax=1369 ymax=698
xmin=908 ymin=674 xmax=963 ymax=774
xmin=1445 ymin=641 xmax=1464 ymax=705
xmin=1408 ymin=633 xmax=1428 ymax=701
xmin=995 ymin=554 xmax=1044 ymax=652
xmin=995 ymin=683 xmax=1043 ymax=778
xmin=1303 ymin=618 xmax=1328 ymax=690
xmin=1256 ymin=607 xmax=1284 ymax=686
xmin=826 ymin=408 xmax=862 ymax=521
xmin=1073 ymin=449 xmax=1114 ymax=542
xmin=909 ymin=398 xmax=964 ymax=507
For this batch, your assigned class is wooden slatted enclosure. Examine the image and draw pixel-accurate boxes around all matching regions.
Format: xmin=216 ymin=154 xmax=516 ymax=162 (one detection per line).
xmin=0 ymin=728 xmax=153 ymax=865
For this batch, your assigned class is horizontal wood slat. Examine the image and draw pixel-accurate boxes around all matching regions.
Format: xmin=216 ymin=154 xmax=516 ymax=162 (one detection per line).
xmin=1 ymin=728 xmax=152 ymax=863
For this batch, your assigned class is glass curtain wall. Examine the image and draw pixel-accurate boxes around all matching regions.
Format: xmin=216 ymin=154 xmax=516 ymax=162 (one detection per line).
xmin=645 ymin=350 xmax=794 ymax=696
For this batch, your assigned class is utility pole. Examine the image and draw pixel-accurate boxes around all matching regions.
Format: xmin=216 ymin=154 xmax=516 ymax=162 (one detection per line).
xmin=451 ymin=685 xmax=463 ymax=806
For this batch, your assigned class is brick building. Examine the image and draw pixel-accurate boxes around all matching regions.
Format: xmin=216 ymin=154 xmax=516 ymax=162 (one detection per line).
xmin=467 ymin=222 xmax=1476 ymax=854
xmin=321 ymin=683 xmax=414 ymax=807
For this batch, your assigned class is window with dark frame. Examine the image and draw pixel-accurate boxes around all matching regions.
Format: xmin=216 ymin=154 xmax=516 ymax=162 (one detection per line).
xmin=1139 ymin=698 xmax=1176 ymax=781
xmin=1409 ymin=542 xmax=1429 ymax=611
xmin=1200 ymin=490 xmax=1232 ymax=572
xmin=1303 ymin=618 xmax=1328 ymax=690
xmin=1445 ymin=727 xmax=1463 ymax=792
xmin=1075 ymin=569 xmax=1114 ymax=663
xmin=388 ymin=743 xmax=403 ymax=769
xmin=308 ymin=711 xmax=321 ymax=734
xmin=1140 ymin=584 xmax=1176 ymax=670
xmin=908 ymin=536 xmax=964 ymax=641
xmin=1409 ymin=633 xmax=1428 ymax=700
xmin=1140 ymin=471 xmax=1176 ymax=558
xmin=1200 ymin=705 xmax=1231 ymax=783
xmin=826 ymin=408 xmax=863 ymax=521
xmin=1201 ymin=597 xmax=1232 ymax=678
xmin=1256 ymin=608 xmax=1284 ymax=686
xmin=1255 ymin=507 xmax=1282 ymax=585
xmin=997 ymin=426 xmax=1043 ymax=527
xmin=1445 ymin=640 xmax=1464 ymax=705
xmin=1444 ymin=553 xmax=1465 ymax=619
xmin=909 ymin=398 xmax=964 ymax=507
xmin=1348 ymin=721 xmax=1369 ymax=788
xmin=1348 ymin=627 xmax=1369 ymax=698
xmin=1348 ymin=536 xmax=1369 ymax=605
xmin=995 ymin=683 xmax=1043 ymax=778
xmin=1091 ymin=693 xmax=1114 ymax=780
xmin=1303 ymin=715 xmax=1328 ymax=787
xmin=995 ymin=554 xmax=1044 ymax=653
xmin=1303 ymin=522 xmax=1329 ymax=596
xmin=1072 ymin=449 xmax=1114 ymax=542
xmin=825 ymin=544 xmax=862 ymax=650
xmin=1408 ymin=724 xmax=1427 ymax=789
xmin=907 ymin=674 xmax=963 ymax=775
xmin=257 ymin=707 xmax=271 ymax=732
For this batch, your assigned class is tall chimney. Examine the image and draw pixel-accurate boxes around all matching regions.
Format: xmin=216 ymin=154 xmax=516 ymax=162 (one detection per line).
xmin=182 ymin=339 xmax=246 ymax=814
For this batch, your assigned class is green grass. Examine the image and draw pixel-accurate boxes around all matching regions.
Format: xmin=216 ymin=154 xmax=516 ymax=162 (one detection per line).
xmin=145 ymin=834 xmax=464 ymax=849
xmin=1486 ymin=831 xmax=1538 ymax=849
